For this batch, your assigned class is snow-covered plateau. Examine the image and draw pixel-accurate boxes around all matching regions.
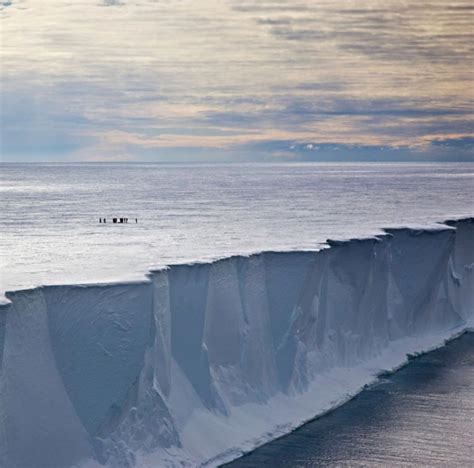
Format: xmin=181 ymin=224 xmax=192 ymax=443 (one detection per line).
xmin=0 ymin=218 xmax=473 ymax=468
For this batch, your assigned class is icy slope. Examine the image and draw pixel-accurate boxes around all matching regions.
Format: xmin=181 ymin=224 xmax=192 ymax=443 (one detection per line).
xmin=0 ymin=219 xmax=473 ymax=468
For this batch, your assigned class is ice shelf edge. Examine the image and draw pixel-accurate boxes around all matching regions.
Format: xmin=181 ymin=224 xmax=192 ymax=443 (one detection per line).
xmin=0 ymin=217 xmax=473 ymax=468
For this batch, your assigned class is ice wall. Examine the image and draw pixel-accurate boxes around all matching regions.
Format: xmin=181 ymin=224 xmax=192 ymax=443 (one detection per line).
xmin=0 ymin=219 xmax=472 ymax=468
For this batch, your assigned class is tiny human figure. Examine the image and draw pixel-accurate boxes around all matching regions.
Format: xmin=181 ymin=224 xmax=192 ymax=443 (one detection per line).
xmin=135 ymin=218 xmax=138 ymax=223
xmin=104 ymin=218 xmax=106 ymax=223
xmin=99 ymin=218 xmax=102 ymax=223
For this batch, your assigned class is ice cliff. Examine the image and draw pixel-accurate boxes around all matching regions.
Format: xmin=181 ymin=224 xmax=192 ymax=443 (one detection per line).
xmin=0 ymin=218 xmax=473 ymax=468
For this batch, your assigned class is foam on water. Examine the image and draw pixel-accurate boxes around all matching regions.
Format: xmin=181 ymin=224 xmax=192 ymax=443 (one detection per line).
xmin=226 ymin=332 xmax=474 ymax=467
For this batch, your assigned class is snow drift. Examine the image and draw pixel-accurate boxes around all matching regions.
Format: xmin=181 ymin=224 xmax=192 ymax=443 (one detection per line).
xmin=0 ymin=218 xmax=473 ymax=468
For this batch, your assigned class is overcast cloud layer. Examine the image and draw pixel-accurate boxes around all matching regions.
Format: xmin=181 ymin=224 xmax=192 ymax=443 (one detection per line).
xmin=1 ymin=0 xmax=473 ymax=161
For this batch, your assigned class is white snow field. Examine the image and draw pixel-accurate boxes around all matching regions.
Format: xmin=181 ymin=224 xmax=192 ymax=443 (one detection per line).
xmin=1 ymin=162 xmax=474 ymax=301
xmin=0 ymin=218 xmax=473 ymax=468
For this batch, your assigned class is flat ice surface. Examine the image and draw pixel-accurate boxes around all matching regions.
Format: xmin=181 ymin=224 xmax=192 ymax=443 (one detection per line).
xmin=1 ymin=162 xmax=473 ymax=295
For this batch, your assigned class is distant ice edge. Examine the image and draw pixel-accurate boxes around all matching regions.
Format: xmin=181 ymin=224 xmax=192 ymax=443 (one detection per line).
xmin=0 ymin=218 xmax=473 ymax=468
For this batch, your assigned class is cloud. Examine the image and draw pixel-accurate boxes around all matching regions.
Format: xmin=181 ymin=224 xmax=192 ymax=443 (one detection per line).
xmin=1 ymin=0 xmax=473 ymax=161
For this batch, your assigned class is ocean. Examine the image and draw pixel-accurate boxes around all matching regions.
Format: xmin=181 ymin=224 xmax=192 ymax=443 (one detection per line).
xmin=1 ymin=162 xmax=473 ymax=297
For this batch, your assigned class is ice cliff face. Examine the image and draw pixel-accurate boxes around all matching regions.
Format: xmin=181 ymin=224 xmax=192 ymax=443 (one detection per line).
xmin=0 ymin=219 xmax=473 ymax=468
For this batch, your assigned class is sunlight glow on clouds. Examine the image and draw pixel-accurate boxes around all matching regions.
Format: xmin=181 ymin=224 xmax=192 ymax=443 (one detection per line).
xmin=1 ymin=0 xmax=473 ymax=161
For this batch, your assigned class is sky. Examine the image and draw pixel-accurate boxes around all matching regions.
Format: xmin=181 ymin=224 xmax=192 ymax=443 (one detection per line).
xmin=1 ymin=0 xmax=473 ymax=162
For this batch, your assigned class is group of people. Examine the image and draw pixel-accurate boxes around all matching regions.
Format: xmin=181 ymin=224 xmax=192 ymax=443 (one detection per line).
xmin=99 ymin=218 xmax=138 ymax=224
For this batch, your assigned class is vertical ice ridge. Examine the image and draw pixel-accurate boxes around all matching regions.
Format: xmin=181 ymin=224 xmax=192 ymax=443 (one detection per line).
xmin=447 ymin=219 xmax=474 ymax=319
xmin=295 ymin=238 xmax=389 ymax=378
xmin=94 ymin=341 xmax=181 ymax=468
xmin=237 ymin=255 xmax=278 ymax=400
xmin=325 ymin=239 xmax=381 ymax=367
xmin=386 ymin=228 xmax=455 ymax=339
xmin=203 ymin=259 xmax=246 ymax=408
xmin=0 ymin=304 xmax=7 ymax=371
xmin=44 ymin=283 xmax=152 ymax=436
xmin=168 ymin=263 xmax=217 ymax=410
xmin=412 ymin=231 xmax=458 ymax=333
xmin=0 ymin=288 xmax=93 ymax=468
xmin=263 ymin=251 xmax=315 ymax=391
xmin=151 ymin=271 xmax=171 ymax=398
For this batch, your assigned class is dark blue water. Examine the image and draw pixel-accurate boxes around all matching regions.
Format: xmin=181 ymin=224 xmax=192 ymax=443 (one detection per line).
xmin=226 ymin=332 xmax=474 ymax=467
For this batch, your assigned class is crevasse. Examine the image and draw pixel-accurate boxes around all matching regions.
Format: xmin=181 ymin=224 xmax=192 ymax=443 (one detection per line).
xmin=0 ymin=218 xmax=473 ymax=468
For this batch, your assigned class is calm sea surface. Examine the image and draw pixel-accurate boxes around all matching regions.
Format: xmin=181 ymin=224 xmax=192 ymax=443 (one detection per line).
xmin=1 ymin=162 xmax=473 ymax=295
xmin=226 ymin=333 xmax=474 ymax=467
